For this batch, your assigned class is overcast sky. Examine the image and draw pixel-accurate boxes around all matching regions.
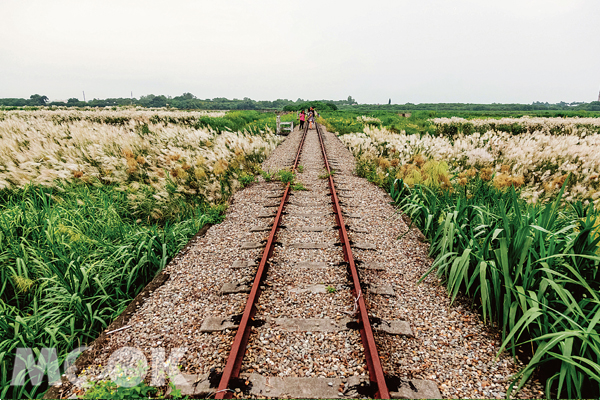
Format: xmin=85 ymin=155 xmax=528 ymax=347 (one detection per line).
xmin=1 ymin=0 xmax=599 ymax=104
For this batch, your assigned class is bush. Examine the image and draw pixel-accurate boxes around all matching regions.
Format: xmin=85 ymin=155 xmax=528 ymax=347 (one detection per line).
xmin=285 ymin=101 xmax=337 ymax=112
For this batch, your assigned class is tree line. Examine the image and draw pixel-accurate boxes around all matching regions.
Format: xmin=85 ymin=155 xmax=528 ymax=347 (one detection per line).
xmin=341 ymin=101 xmax=600 ymax=112
xmin=0 ymin=94 xmax=354 ymax=110
xmin=1 ymin=94 xmax=599 ymax=112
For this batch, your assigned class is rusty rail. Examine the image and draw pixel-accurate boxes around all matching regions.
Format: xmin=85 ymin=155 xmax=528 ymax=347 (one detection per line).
xmin=215 ymin=124 xmax=309 ymax=399
xmin=315 ymin=123 xmax=390 ymax=399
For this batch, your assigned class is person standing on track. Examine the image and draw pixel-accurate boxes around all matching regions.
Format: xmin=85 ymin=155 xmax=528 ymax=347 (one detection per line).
xmin=299 ymin=110 xmax=306 ymax=130
xmin=307 ymin=107 xmax=316 ymax=129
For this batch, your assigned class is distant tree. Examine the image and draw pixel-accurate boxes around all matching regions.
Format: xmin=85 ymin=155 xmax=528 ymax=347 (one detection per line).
xmin=0 ymin=98 xmax=29 ymax=107
xmin=137 ymin=94 xmax=153 ymax=107
xmin=29 ymin=94 xmax=49 ymax=106
xmin=294 ymin=101 xmax=337 ymax=112
xmin=388 ymin=98 xmax=391 ymax=105
xmin=235 ymin=97 xmax=256 ymax=110
xmin=149 ymin=95 xmax=167 ymax=108
xmin=132 ymin=94 xmax=167 ymax=108
xmin=347 ymin=95 xmax=356 ymax=105
xmin=587 ymin=101 xmax=600 ymax=111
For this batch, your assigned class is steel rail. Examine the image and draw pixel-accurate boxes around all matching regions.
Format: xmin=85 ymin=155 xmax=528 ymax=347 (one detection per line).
xmin=215 ymin=124 xmax=309 ymax=399
xmin=315 ymin=123 xmax=391 ymax=399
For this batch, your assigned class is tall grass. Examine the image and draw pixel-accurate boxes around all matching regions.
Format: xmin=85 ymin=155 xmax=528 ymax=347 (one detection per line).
xmin=386 ymin=177 xmax=600 ymax=398
xmin=0 ymin=184 xmax=223 ymax=399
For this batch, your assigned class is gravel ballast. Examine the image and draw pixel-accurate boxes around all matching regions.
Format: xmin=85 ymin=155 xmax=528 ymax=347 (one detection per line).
xmin=239 ymin=126 xmax=370 ymax=384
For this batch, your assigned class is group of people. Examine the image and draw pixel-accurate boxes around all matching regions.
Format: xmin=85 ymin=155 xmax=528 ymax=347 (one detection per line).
xmin=298 ymin=107 xmax=317 ymax=130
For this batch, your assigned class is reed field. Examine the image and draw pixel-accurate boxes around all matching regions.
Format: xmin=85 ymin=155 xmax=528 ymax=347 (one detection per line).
xmin=334 ymin=113 xmax=600 ymax=398
xmin=0 ymin=108 xmax=283 ymax=398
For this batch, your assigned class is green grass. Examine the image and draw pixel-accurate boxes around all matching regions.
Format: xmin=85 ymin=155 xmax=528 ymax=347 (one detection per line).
xmin=0 ymin=110 xmax=285 ymax=398
xmin=260 ymin=169 xmax=274 ymax=182
xmin=384 ymin=176 xmax=600 ymax=398
xmin=351 ymin=148 xmax=600 ymax=397
xmin=324 ymin=110 xmax=600 ymax=396
xmin=321 ymin=109 xmax=600 ymax=137
xmin=0 ymin=184 xmax=223 ymax=399
xmin=291 ymin=182 xmax=307 ymax=191
xmin=318 ymin=169 xmax=336 ymax=179
xmin=80 ymin=378 xmax=182 ymax=399
xmin=194 ymin=110 xmax=298 ymax=134
xmin=275 ymin=169 xmax=295 ymax=184
xmin=320 ymin=110 xmax=442 ymax=136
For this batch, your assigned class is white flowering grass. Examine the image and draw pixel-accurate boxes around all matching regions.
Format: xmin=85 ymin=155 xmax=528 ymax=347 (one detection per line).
xmin=433 ymin=115 xmax=600 ymax=136
xmin=357 ymin=115 xmax=382 ymax=123
xmin=0 ymin=109 xmax=281 ymax=218
xmin=341 ymin=125 xmax=600 ymax=204
xmin=0 ymin=109 xmax=280 ymax=399
xmin=337 ymin=115 xmax=600 ymax=397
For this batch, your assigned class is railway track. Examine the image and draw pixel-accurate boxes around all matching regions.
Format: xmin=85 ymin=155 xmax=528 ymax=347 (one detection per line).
xmin=210 ymin=123 xmax=388 ymax=399
xmin=195 ymin=124 xmax=439 ymax=399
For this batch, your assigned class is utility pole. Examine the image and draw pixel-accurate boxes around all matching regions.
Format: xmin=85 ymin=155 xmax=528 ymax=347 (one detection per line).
xmin=82 ymin=91 xmax=86 ymax=102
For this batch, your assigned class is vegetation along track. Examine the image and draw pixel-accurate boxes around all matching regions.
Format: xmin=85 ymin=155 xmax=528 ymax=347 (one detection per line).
xmin=205 ymin=124 xmax=439 ymax=399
